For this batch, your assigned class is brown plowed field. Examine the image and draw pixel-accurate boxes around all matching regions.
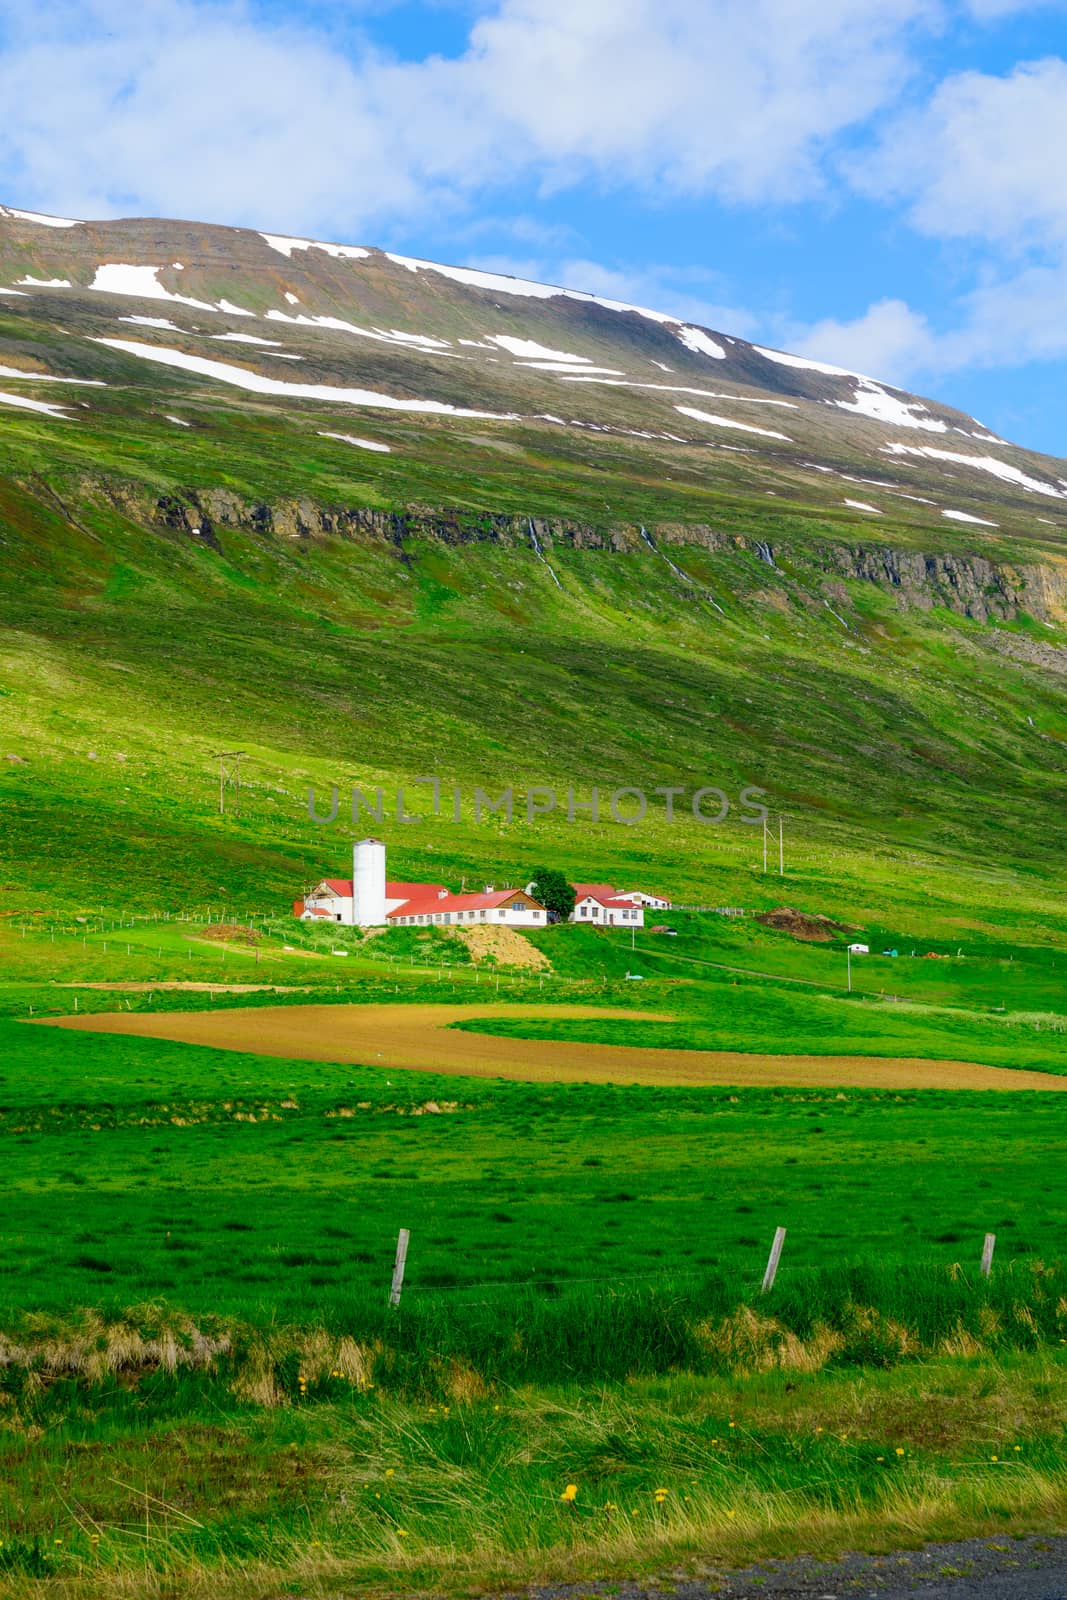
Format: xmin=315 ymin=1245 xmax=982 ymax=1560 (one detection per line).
xmin=39 ymin=1003 xmax=1067 ymax=1090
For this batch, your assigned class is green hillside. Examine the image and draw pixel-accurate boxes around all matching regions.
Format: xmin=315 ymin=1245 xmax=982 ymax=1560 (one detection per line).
xmin=1 ymin=208 xmax=1066 ymax=940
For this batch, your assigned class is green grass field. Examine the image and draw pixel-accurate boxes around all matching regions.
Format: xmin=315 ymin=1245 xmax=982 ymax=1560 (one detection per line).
xmin=1 ymin=903 xmax=1066 ymax=1594
xmin=2 ymin=312 xmax=1066 ymax=1593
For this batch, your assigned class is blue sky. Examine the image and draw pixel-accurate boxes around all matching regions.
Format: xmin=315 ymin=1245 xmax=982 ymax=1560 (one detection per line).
xmin=2 ymin=0 xmax=1067 ymax=453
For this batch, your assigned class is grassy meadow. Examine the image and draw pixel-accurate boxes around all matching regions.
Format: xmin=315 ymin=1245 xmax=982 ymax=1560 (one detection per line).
xmin=1 ymin=340 xmax=1066 ymax=1590
xmin=1 ymin=897 xmax=1066 ymax=1593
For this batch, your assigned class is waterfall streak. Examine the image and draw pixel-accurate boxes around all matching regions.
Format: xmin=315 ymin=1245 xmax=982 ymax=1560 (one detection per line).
xmin=639 ymin=526 xmax=726 ymax=615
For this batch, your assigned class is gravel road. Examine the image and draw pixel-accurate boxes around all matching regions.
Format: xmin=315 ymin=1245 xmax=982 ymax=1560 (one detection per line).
xmin=500 ymin=1533 xmax=1067 ymax=1600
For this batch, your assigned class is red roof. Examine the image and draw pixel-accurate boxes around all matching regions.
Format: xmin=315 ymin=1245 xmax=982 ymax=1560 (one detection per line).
xmin=572 ymin=883 xmax=616 ymax=901
xmin=311 ymin=878 xmax=447 ymax=900
xmin=388 ymin=888 xmax=542 ymax=919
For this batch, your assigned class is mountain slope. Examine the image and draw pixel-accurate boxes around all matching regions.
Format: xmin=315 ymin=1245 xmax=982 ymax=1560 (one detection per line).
xmin=2 ymin=204 xmax=1067 ymax=549
xmin=0 ymin=204 xmax=1065 ymax=937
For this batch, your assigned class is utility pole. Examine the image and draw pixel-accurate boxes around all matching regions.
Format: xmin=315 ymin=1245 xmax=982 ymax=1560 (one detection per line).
xmin=847 ymin=944 xmax=852 ymax=993
xmin=214 ymin=751 xmax=245 ymax=817
xmin=762 ymin=817 xmax=768 ymax=874
xmin=778 ymin=815 xmax=784 ymax=876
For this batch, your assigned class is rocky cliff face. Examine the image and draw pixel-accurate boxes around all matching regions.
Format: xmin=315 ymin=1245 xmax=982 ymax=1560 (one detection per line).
xmin=139 ymin=487 xmax=1067 ymax=626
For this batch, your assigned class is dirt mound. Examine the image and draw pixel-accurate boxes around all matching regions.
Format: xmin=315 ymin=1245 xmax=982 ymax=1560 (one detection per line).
xmin=454 ymin=924 xmax=550 ymax=970
xmin=197 ymin=922 xmax=263 ymax=946
xmin=756 ymin=906 xmax=859 ymax=941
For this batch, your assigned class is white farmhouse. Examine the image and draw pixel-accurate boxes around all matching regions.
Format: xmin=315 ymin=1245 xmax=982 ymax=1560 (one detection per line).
xmin=566 ymin=880 xmax=675 ymax=929
xmin=300 ymin=839 xmax=547 ymax=928
xmin=571 ymin=890 xmax=645 ymax=928
xmin=391 ymin=887 xmax=546 ymax=928
xmin=616 ymin=888 xmax=673 ymax=910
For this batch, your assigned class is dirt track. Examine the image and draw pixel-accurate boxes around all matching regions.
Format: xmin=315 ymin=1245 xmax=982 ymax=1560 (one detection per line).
xmin=40 ymin=1003 xmax=1067 ymax=1090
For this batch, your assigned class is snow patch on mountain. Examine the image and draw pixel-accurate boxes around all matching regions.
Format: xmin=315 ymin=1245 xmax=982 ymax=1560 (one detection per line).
xmin=385 ymin=252 xmax=695 ymax=329
xmin=0 ymin=390 xmax=72 ymax=416
xmin=319 ymin=431 xmax=391 ymax=452
xmin=844 ymin=500 xmax=882 ymax=514
xmin=675 ymin=404 xmax=792 ymax=441
xmin=754 ymin=345 xmax=873 ymax=382
xmin=833 ymin=381 xmax=947 ymax=433
xmin=0 ymin=205 xmax=78 ymax=228
xmin=16 ymin=276 xmax=71 ymax=288
xmin=487 ymin=334 xmax=590 ymax=362
xmin=91 ymin=339 xmax=513 ymax=420
xmin=89 ymin=264 xmax=221 ymax=313
xmin=942 ymin=509 xmax=999 ymax=526
xmin=523 ymin=361 xmax=625 ymax=375
xmin=0 ymin=363 xmax=103 ymax=386
xmin=883 ymin=443 xmax=1065 ymax=499
xmin=261 ymin=234 xmax=371 ymax=261
xmin=121 ymin=315 xmax=182 ymax=330
xmin=676 ymin=326 xmax=726 ymax=360
xmin=265 ymin=308 xmax=452 ymax=352
xmin=559 ymin=374 xmax=797 ymax=406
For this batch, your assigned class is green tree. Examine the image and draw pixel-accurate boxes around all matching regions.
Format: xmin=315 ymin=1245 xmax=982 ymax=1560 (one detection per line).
xmin=528 ymin=867 xmax=577 ymax=924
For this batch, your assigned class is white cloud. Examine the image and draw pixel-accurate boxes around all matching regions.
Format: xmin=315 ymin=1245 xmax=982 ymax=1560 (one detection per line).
xmin=0 ymin=0 xmax=933 ymax=231
xmin=857 ymin=59 xmax=1067 ymax=249
xmin=826 ymin=57 xmax=1067 ymax=389
xmin=786 ymin=298 xmax=936 ymax=387
xmin=782 ymin=268 xmax=1067 ymax=393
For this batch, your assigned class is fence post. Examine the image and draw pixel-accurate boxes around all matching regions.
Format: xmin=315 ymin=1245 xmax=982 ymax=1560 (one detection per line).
xmin=761 ymin=1226 xmax=787 ymax=1293
xmin=389 ymin=1228 xmax=410 ymax=1308
xmin=981 ymin=1233 xmax=996 ymax=1278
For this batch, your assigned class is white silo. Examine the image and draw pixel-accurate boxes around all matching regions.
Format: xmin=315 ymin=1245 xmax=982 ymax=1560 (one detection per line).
xmin=352 ymin=837 xmax=387 ymax=926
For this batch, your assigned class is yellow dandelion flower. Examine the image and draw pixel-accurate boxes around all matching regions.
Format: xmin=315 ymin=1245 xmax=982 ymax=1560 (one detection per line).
xmin=385 ymin=1468 xmax=395 ymax=1478
xmin=991 ymin=1455 xmax=999 ymax=1462
xmin=397 ymin=1529 xmax=409 ymax=1538
xmin=1014 ymin=1445 xmax=1022 ymax=1452
xmin=560 ymin=1484 xmax=578 ymax=1502
xmin=895 ymin=1447 xmax=905 ymax=1456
